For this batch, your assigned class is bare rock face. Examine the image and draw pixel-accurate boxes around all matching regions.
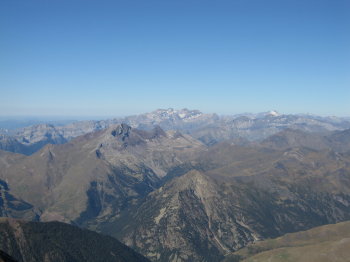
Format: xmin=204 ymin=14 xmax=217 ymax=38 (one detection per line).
xmin=109 ymin=171 xmax=262 ymax=261
xmin=0 ymin=218 xmax=150 ymax=262
xmin=111 ymin=171 xmax=258 ymax=262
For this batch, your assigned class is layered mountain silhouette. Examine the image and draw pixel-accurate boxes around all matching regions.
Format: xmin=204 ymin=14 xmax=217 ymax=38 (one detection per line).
xmin=1 ymin=109 xmax=349 ymax=155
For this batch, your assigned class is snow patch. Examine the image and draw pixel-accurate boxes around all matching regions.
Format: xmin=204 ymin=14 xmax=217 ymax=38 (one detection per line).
xmin=268 ymin=110 xmax=280 ymax=117
xmin=179 ymin=113 xmax=186 ymax=119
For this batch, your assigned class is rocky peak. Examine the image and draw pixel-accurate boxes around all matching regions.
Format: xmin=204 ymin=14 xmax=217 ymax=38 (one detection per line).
xmin=110 ymin=123 xmax=131 ymax=140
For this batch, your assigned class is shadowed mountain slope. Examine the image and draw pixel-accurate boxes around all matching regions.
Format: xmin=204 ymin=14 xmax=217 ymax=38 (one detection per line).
xmin=0 ymin=250 xmax=18 ymax=262
xmin=0 ymin=218 xmax=150 ymax=262
xmin=0 ymin=179 xmax=39 ymax=221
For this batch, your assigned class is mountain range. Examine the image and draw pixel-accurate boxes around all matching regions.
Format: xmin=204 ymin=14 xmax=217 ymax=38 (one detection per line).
xmin=0 ymin=109 xmax=349 ymax=262
xmin=1 ymin=109 xmax=349 ymax=155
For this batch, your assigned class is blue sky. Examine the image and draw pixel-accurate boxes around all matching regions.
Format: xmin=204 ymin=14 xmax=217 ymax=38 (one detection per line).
xmin=1 ymin=0 xmax=349 ymax=117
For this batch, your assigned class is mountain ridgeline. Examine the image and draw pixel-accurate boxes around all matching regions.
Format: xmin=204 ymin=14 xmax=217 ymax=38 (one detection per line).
xmin=0 ymin=109 xmax=350 ymax=262
xmin=1 ymin=109 xmax=350 ymax=155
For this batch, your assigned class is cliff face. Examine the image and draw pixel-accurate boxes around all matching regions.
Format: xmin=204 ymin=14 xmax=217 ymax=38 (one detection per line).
xmin=0 ymin=218 xmax=150 ymax=262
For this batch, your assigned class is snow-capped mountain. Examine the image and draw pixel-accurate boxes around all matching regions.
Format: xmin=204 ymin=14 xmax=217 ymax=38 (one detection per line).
xmin=1 ymin=109 xmax=350 ymax=154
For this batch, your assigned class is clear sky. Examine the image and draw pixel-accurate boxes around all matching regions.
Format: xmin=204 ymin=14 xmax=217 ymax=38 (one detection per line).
xmin=1 ymin=0 xmax=349 ymax=117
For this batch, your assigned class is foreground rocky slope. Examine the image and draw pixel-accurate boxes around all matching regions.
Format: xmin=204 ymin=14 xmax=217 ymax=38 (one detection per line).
xmin=223 ymin=220 xmax=350 ymax=262
xmin=0 ymin=218 xmax=150 ymax=262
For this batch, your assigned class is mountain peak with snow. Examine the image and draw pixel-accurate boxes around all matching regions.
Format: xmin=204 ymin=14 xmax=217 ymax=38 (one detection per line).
xmin=148 ymin=108 xmax=203 ymax=120
xmin=268 ymin=110 xmax=280 ymax=117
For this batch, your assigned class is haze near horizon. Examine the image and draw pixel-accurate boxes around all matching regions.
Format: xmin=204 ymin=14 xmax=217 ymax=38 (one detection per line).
xmin=1 ymin=0 xmax=349 ymax=117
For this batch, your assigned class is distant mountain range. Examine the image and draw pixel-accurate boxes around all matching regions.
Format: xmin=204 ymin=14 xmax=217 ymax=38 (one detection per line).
xmin=1 ymin=109 xmax=349 ymax=155
xmin=0 ymin=109 xmax=350 ymax=262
